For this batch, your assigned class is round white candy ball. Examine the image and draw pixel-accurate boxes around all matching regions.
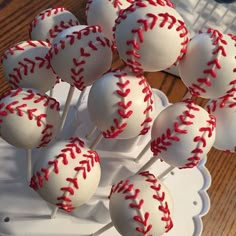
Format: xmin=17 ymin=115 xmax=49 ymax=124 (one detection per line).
xmin=114 ymin=0 xmax=189 ymax=73
xmin=0 ymin=88 xmax=61 ymax=149
xmin=179 ymin=28 xmax=236 ymax=99
xmin=86 ymin=0 xmax=134 ymax=41
xmin=206 ymin=95 xmax=236 ymax=152
xmin=109 ymin=171 xmax=173 ymax=236
xmin=30 ymin=137 xmax=101 ymax=212
xmin=48 ymin=25 xmax=113 ymax=91
xmin=1 ymin=40 xmax=58 ymax=93
xmin=87 ymin=70 xmax=155 ymax=139
xmin=29 ymin=6 xmax=80 ymax=43
xmin=151 ymin=99 xmax=216 ymax=168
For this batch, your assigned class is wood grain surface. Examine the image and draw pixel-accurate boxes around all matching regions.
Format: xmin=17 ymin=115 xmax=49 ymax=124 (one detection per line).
xmin=0 ymin=1 xmax=235 ymax=236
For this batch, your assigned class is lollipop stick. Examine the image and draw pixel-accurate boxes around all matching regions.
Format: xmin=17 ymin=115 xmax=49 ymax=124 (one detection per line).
xmin=90 ymin=133 xmax=103 ymax=149
xmin=26 ymin=149 xmax=32 ymax=182
xmin=136 ymin=156 xmax=159 ymax=173
xmin=50 ymin=206 xmax=59 ymax=219
xmin=86 ymin=125 xmax=97 ymax=140
xmin=59 ymin=85 xmax=75 ymax=133
xmin=157 ymin=166 xmax=175 ymax=180
xmin=135 ymin=141 xmax=150 ymax=163
xmin=49 ymin=88 xmax=54 ymax=98
xmin=90 ymin=221 xmax=113 ymax=236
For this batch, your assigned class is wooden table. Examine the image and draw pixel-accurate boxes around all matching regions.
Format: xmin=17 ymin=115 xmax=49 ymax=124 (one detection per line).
xmin=0 ymin=1 xmax=235 ymax=235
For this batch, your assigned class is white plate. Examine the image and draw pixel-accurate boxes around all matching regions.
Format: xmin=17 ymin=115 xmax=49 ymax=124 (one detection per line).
xmin=0 ymin=82 xmax=211 ymax=236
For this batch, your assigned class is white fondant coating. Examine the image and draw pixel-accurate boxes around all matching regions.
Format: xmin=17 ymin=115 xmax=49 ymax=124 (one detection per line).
xmin=114 ymin=0 xmax=189 ymax=72
xmin=31 ymin=138 xmax=101 ymax=211
xmin=29 ymin=7 xmax=80 ymax=43
xmin=1 ymin=40 xmax=58 ymax=93
xmin=48 ymin=25 xmax=113 ymax=90
xmin=151 ymin=100 xmax=216 ymax=168
xmin=87 ymin=70 xmax=155 ymax=139
xmin=109 ymin=171 xmax=174 ymax=236
xmin=179 ymin=30 xmax=236 ymax=99
xmin=86 ymin=0 xmax=133 ymax=41
xmin=0 ymin=88 xmax=61 ymax=149
xmin=206 ymin=95 xmax=236 ymax=152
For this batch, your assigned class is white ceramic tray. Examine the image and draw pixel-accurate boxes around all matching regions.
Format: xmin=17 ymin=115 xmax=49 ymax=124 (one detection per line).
xmin=0 ymin=81 xmax=211 ymax=236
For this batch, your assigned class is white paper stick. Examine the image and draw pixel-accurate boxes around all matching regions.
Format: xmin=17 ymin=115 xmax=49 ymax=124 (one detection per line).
xmin=157 ymin=166 xmax=175 ymax=180
xmin=50 ymin=206 xmax=59 ymax=219
xmin=26 ymin=149 xmax=32 ymax=182
xmin=49 ymin=88 xmax=54 ymax=98
xmin=136 ymin=156 xmax=160 ymax=174
xmin=59 ymin=86 xmax=75 ymax=133
xmin=90 ymin=133 xmax=103 ymax=150
xmin=86 ymin=126 xmax=97 ymax=140
xmin=135 ymin=141 xmax=151 ymax=163
xmin=90 ymin=221 xmax=113 ymax=236
xmin=75 ymin=87 xmax=87 ymax=109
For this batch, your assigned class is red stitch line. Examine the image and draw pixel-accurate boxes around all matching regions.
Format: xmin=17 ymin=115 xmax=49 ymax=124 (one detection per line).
xmin=48 ymin=19 xmax=79 ymax=41
xmin=1 ymin=41 xmax=49 ymax=62
xmin=30 ymin=138 xmax=99 ymax=212
xmin=151 ymin=100 xmax=215 ymax=168
xmin=0 ymin=89 xmax=59 ymax=147
xmin=189 ymin=28 xmax=229 ymax=97
xmin=114 ymin=2 xmax=188 ymax=73
xmin=139 ymin=171 xmax=173 ymax=232
xmin=29 ymin=7 xmax=65 ymax=33
xmin=4 ymin=52 xmax=53 ymax=89
xmin=110 ymin=171 xmax=173 ymax=234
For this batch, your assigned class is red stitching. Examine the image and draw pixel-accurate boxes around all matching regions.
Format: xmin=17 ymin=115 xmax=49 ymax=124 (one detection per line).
xmin=114 ymin=2 xmax=188 ymax=73
xmin=140 ymin=171 xmax=173 ymax=232
xmin=1 ymin=41 xmax=49 ymax=62
xmin=102 ymin=72 xmax=131 ymax=138
xmin=189 ymin=28 xmax=229 ymax=97
xmin=48 ymin=25 xmax=110 ymax=91
xmin=0 ymin=88 xmax=59 ymax=148
xmin=102 ymin=72 xmax=153 ymax=138
xmin=48 ymin=19 xmax=79 ymax=40
xmin=151 ymin=100 xmax=216 ymax=168
xmin=109 ymin=171 xmax=173 ymax=234
xmin=3 ymin=42 xmax=54 ymax=89
xmin=29 ymin=7 xmax=74 ymax=40
xmin=139 ymin=77 xmax=153 ymax=135
xmin=30 ymin=137 xmax=100 ymax=212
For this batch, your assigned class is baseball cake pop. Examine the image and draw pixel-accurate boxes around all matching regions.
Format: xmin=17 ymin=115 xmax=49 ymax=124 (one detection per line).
xmin=30 ymin=137 xmax=101 ymax=212
xmin=0 ymin=88 xmax=61 ymax=149
xmin=1 ymin=40 xmax=58 ymax=93
xmin=206 ymin=94 xmax=236 ymax=152
xmin=178 ymin=28 xmax=236 ymax=99
xmin=150 ymin=99 xmax=216 ymax=168
xmin=92 ymin=171 xmax=173 ymax=236
xmin=86 ymin=0 xmax=134 ymax=41
xmin=29 ymin=6 xmax=80 ymax=44
xmin=48 ymin=24 xmax=113 ymax=91
xmin=113 ymin=0 xmax=189 ymax=73
xmin=87 ymin=69 xmax=155 ymax=140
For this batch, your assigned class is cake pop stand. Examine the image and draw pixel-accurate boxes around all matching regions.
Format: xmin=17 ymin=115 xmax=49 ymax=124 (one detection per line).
xmin=0 ymin=81 xmax=211 ymax=236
